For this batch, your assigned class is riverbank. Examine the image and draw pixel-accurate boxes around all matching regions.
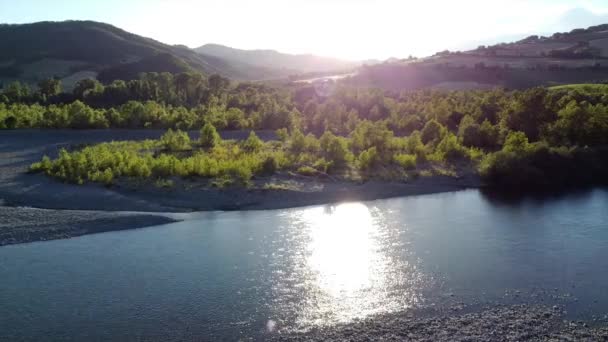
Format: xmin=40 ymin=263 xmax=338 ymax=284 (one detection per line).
xmin=0 ymin=206 xmax=178 ymax=246
xmin=272 ymin=304 xmax=608 ymax=341
xmin=0 ymin=130 xmax=479 ymax=245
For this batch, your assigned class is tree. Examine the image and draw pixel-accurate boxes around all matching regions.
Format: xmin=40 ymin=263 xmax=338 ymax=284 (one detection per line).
xmin=37 ymin=78 xmax=62 ymax=100
xmin=208 ymin=74 xmax=230 ymax=96
xmin=161 ymin=129 xmax=191 ymax=151
xmin=459 ymin=115 xmax=482 ymax=148
xmin=242 ymin=131 xmax=263 ymax=152
xmin=503 ymin=131 xmax=529 ymax=153
xmin=4 ymin=116 xmax=17 ymax=129
xmin=2 ymin=81 xmax=29 ymax=103
xmin=73 ymin=79 xmax=103 ymax=99
xmin=200 ymin=122 xmax=220 ymax=148
xmin=421 ymin=119 xmax=445 ymax=144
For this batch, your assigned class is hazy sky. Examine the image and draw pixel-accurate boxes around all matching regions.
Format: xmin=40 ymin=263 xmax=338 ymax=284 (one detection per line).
xmin=1 ymin=0 xmax=608 ymax=60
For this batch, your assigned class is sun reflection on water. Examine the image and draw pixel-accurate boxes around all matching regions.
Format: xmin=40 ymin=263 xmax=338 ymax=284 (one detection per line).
xmin=271 ymin=202 xmax=429 ymax=330
xmin=306 ymin=203 xmax=377 ymax=296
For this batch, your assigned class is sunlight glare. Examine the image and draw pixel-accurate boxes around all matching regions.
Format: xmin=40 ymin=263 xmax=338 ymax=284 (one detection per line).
xmin=305 ymin=203 xmax=376 ymax=296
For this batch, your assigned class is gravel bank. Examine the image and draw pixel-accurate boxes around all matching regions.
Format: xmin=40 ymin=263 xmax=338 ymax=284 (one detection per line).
xmin=0 ymin=206 xmax=178 ymax=246
xmin=272 ymin=305 xmax=608 ymax=341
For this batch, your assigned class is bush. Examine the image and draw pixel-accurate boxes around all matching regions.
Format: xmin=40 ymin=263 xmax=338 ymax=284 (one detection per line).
xmin=421 ymin=119 xmax=445 ymax=145
xmin=276 ymin=128 xmax=289 ymax=142
xmin=324 ymin=135 xmax=353 ymax=168
xmin=160 ymin=129 xmax=191 ymax=151
xmin=200 ymin=123 xmax=221 ymax=148
xmin=4 ymin=116 xmax=17 ymax=129
xmin=261 ymin=155 xmax=278 ymax=175
xmin=358 ymin=147 xmax=379 ymax=171
xmin=313 ymin=158 xmax=331 ymax=173
xmin=297 ymin=166 xmax=318 ymax=176
xmin=436 ymin=133 xmax=469 ymax=161
xmin=394 ymin=154 xmax=417 ymax=170
xmin=242 ymin=131 xmax=263 ymax=152
xmin=503 ymin=131 xmax=529 ymax=153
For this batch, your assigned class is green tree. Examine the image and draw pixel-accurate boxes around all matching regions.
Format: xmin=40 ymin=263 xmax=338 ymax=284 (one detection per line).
xmin=37 ymin=78 xmax=62 ymax=99
xmin=421 ymin=119 xmax=445 ymax=145
xmin=73 ymin=79 xmax=104 ymax=99
xmin=161 ymin=129 xmax=191 ymax=151
xmin=242 ymin=131 xmax=263 ymax=152
xmin=200 ymin=122 xmax=221 ymax=148
xmin=503 ymin=131 xmax=529 ymax=153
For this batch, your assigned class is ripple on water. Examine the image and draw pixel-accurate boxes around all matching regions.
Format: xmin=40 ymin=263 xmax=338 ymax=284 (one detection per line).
xmin=266 ymin=203 xmax=434 ymax=332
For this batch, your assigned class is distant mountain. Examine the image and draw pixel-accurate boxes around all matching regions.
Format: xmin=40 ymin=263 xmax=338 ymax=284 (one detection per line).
xmin=0 ymin=20 xmax=280 ymax=87
xmin=195 ymin=44 xmax=359 ymax=75
xmin=348 ymin=23 xmax=608 ymax=91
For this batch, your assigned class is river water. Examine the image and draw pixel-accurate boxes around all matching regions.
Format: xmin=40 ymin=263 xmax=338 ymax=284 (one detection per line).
xmin=1 ymin=189 xmax=608 ymax=340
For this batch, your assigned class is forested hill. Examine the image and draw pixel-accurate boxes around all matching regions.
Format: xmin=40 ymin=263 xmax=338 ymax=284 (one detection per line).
xmin=196 ymin=44 xmax=359 ymax=74
xmin=0 ymin=21 xmax=283 ymax=87
xmin=348 ymin=23 xmax=608 ymax=91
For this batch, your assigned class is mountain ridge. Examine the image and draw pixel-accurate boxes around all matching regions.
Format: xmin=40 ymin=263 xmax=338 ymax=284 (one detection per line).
xmin=195 ymin=43 xmax=360 ymax=74
xmin=0 ymin=20 xmax=297 ymax=86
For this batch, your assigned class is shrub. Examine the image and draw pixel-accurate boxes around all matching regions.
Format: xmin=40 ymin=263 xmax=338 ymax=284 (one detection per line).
xmin=200 ymin=123 xmax=221 ymax=148
xmin=324 ymin=135 xmax=353 ymax=168
xmin=503 ymin=131 xmax=529 ymax=153
xmin=4 ymin=116 xmax=17 ymax=129
xmin=394 ymin=154 xmax=417 ymax=170
xmin=276 ymin=128 xmax=289 ymax=142
xmin=436 ymin=133 xmax=469 ymax=161
xmin=313 ymin=158 xmax=331 ymax=173
xmin=30 ymin=155 xmax=52 ymax=173
xmin=261 ymin=155 xmax=278 ymax=175
xmin=421 ymin=119 xmax=446 ymax=145
xmin=358 ymin=147 xmax=379 ymax=171
xmin=297 ymin=166 xmax=318 ymax=176
xmin=242 ymin=131 xmax=263 ymax=152
xmin=160 ymin=129 xmax=191 ymax=151
xmin=288 ymin=129 xmax=307 ymax=154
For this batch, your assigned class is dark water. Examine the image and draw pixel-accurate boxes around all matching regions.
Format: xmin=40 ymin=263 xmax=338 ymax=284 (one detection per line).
xmin=1 ymin=189 xmax=608 ymax=341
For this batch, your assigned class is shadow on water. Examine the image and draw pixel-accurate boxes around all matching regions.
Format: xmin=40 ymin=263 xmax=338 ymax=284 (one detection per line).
xmin=480 ymin=185 xmax=608 ymax=207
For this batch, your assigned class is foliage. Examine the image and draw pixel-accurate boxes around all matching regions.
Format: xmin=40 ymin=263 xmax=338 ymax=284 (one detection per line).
xmin=421 ymin=119 xmax=446 ymax=145
xmin=393 ymin=154 xmax=417 ymax=170
xmin=242 ymin=131 xmax=263 ymax=152
xmin=18 ymin=81 xmax=608 ymax=189
xmin=297 ymin=166 xmax=318 ymax=176
xmin=160 ymin=129 xmax=191 ymax=151
xmin=199 ymin=123 xmax=220 ymax=148
xmin=357 ymin=147 xmax=379 ymax=171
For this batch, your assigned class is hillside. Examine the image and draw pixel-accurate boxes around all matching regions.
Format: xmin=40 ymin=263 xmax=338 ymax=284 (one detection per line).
xmin=0 ymin=21 xmax=277 ymax=87
xmin=196 ymin=44 xmax=359 ymax=76
xmin=347 ymin=23 xmax=608 ymax=90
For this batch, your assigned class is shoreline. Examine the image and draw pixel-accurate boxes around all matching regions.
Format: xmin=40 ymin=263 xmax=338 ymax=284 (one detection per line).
xmin=272 ymin=304 xmax=608 ymax=341
xmin=0 ymin=129 xmax=481 ymax=246
xmin=0 ymin=177 xmax=479 ymax=246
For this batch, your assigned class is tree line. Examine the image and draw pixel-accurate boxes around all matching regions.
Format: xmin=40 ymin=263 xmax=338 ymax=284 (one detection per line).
xmin=6 ymin=74 xmax=608 ymax=189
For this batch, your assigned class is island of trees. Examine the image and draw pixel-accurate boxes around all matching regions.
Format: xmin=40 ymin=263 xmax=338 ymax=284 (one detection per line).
xmin=0 ymin=72 xmax=606 ymax=190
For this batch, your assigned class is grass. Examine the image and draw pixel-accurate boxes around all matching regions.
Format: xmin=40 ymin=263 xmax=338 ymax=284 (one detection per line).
xmin=263 ymin=181 xmax=300 ymax=191
xmin=549 ymin=84 xmax=608 ymax=92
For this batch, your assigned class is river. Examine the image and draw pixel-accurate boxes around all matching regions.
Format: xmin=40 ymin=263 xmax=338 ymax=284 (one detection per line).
xmin=1 ymin=188 xmax=608 ymax=340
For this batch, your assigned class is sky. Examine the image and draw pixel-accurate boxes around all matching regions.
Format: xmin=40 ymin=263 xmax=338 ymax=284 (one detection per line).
xmin=1 ymin=0 xmax=608 ymax=60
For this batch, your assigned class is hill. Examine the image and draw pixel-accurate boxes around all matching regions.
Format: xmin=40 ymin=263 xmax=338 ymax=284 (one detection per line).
xmin=195 ymin=44 xmax=359 ymax=76
xmin=0 ymin=21 xmax=277 ymax=88
xmin=347 ymin=23 xmax=608 ymax=90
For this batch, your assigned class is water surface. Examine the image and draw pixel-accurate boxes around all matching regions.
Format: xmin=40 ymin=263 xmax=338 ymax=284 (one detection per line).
xmin=1 ymin=189 xmax=608 ymax=340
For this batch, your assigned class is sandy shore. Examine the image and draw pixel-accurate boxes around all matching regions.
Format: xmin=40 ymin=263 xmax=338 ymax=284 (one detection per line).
xmin=0 ymin=129 xmax=479 ymax=245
